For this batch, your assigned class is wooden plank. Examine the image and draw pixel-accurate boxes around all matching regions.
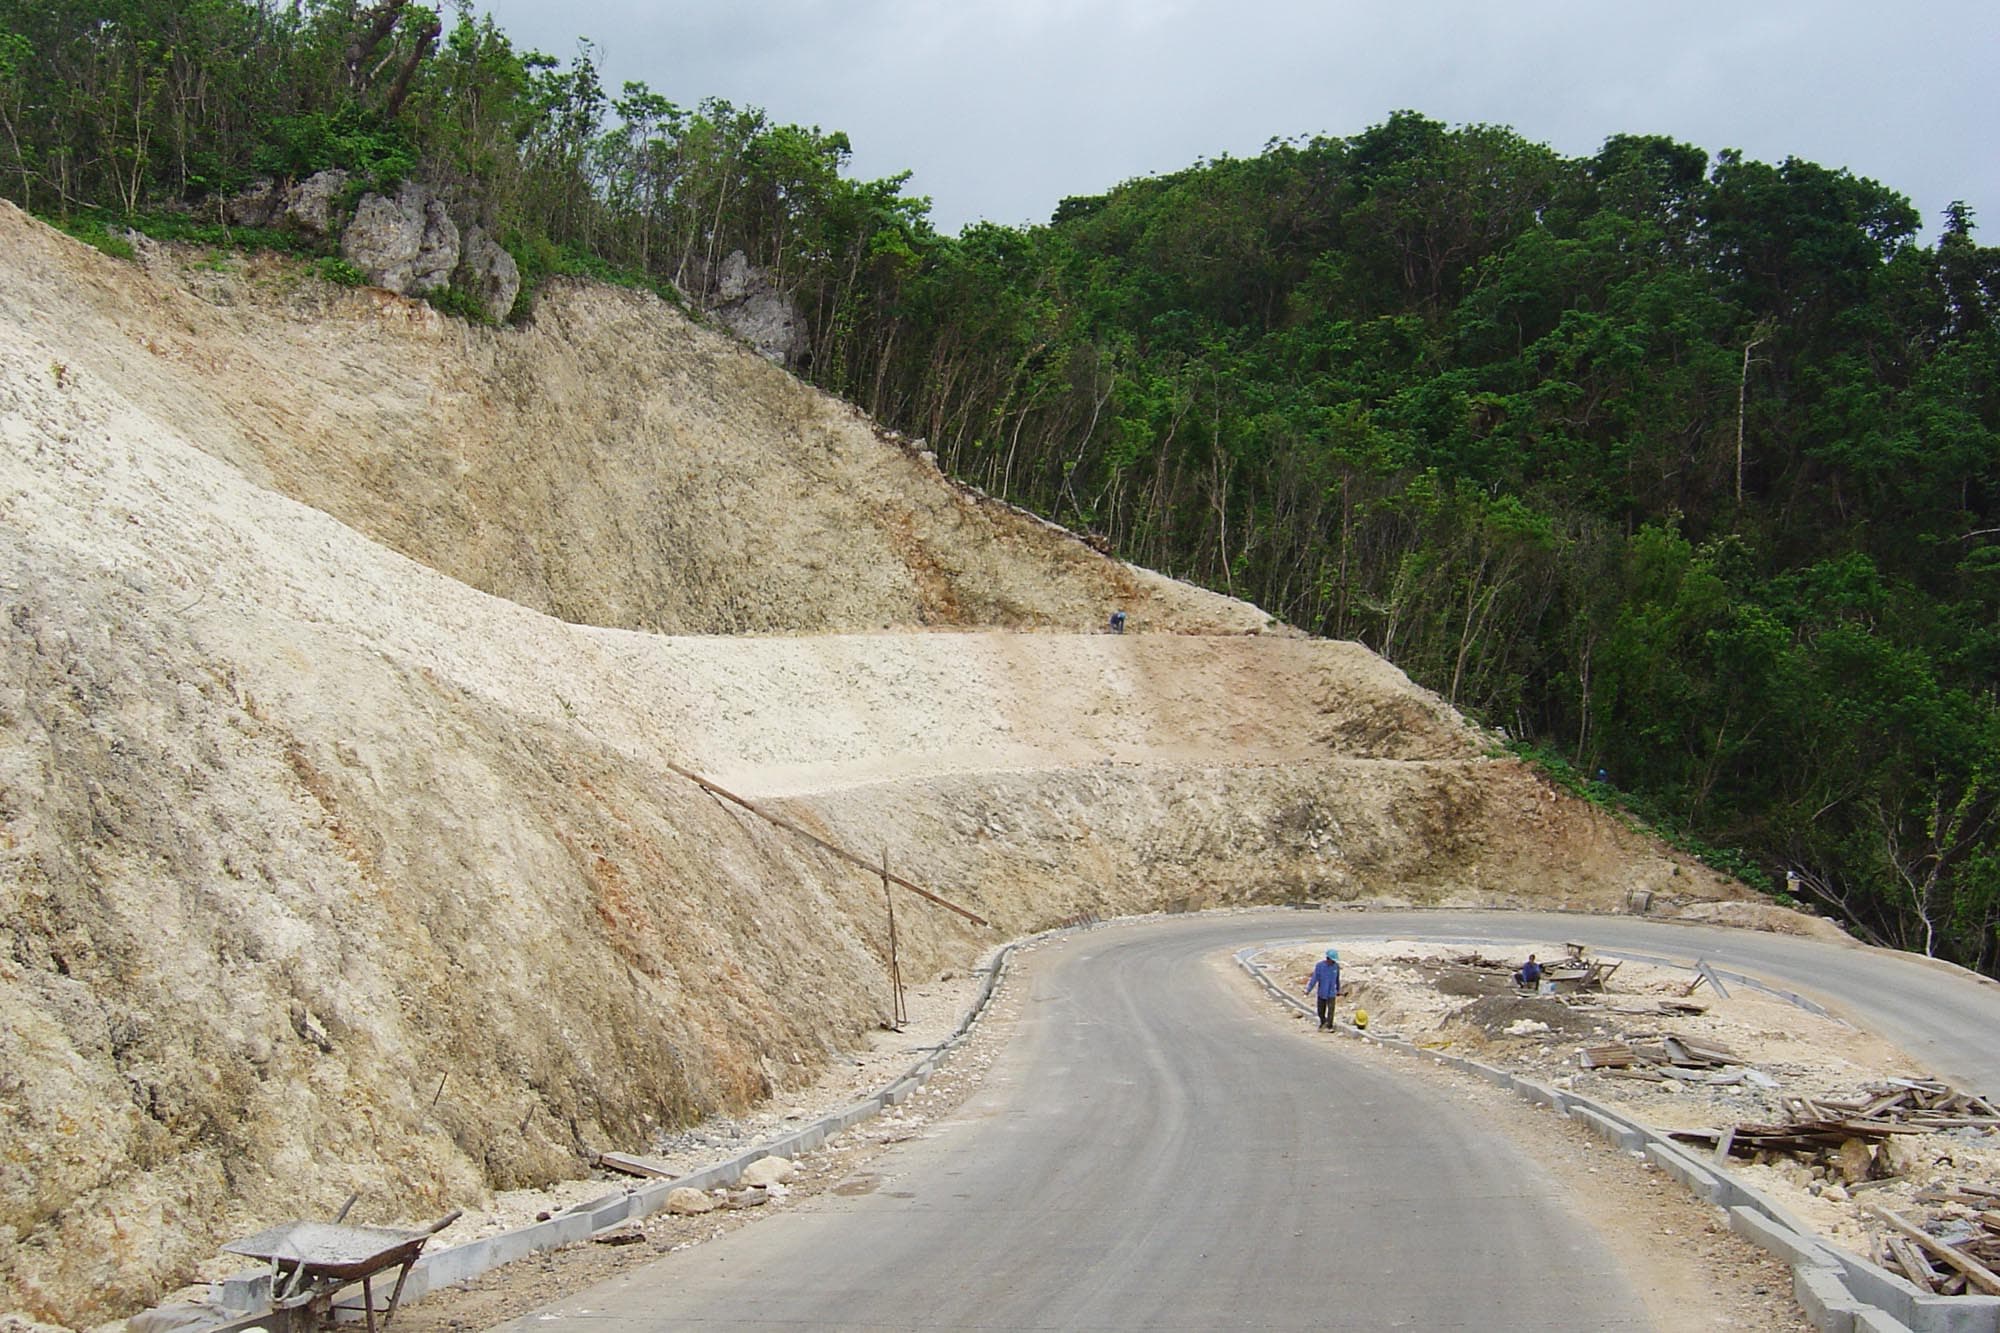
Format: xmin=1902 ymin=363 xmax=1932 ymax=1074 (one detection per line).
xmin=596 ymin=1152 xmax=679 ymax=1180
xmin=1866 ymin=1205 xmax=2000 ymax=1296
xmin=1694 ymin=960 xmax=1731 ymax=999
xmin=1714 ymin=1127 xmax=1737 ymax=1164
xmin=1579 ymin=1043 xmax=1633 ymax=1069
xmin=1887 ymin=1236 xmax=1939 ymax=1293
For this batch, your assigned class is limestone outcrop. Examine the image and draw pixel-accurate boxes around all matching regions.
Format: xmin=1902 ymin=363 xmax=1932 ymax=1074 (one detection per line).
xmin=222 ymin=171 xmax=519 ymax=320
xmin=340 ymin=180 xmax=460 ymax=297
xmin=704 ymin=249 xmax=807 ymax=366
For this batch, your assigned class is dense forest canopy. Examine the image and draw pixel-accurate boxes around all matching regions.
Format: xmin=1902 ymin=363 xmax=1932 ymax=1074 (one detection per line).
xmin=7 ymin=0 xmax=2000 ymax=972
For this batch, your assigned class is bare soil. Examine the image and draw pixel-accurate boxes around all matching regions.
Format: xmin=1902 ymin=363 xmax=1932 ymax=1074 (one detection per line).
xmin=0 ymin=202 xmax=1773 ymax=1324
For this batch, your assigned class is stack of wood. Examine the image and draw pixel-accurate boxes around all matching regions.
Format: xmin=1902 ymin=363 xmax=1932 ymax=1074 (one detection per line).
xmin=1672 ymin=1116 xmax=1902 ymax=1158
xmin=1871 ymin=1194 xmax=2000 ymax=1296
xmin=1579 ymin=1032 xmax=1741 ymax=1080
xmin=1667 ymin=1078 xmax=1999 ymax=1159
xmin=1803 ymin=1079 xmax=2000 ymax=1130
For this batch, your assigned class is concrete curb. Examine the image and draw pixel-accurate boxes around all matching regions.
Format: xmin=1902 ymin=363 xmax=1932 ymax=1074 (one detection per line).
xmin=1235 ymin=944 xmax=1997 ymax=1333
xmin=201 ymin=936 xmax=1028 ymax=1324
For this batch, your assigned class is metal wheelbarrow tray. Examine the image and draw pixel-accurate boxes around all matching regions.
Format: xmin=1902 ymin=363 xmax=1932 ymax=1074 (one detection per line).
xmin=222 ymin=1211 xmax=459 ymax=1332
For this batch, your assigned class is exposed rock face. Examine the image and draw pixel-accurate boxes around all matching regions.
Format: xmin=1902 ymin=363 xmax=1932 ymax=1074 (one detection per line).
xmin=342 ymin=181 xmax=460 ymax=297
xmin=0 ymin=201 xmax=1756 ymax=1325
xmin=456 ymin=223 xmax=522 ymax=322
xmin=222 ymin=170 xmax=350 ymax=235
xmin=707 ymin=249 xmax=806 ymax=366
xmin=221 ymin=173 xmax=518 ymax=321
xmin=286 ymin=170 xmax=351 ymax=236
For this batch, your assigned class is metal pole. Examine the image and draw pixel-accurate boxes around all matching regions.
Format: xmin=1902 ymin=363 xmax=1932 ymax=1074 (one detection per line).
xmin=883 ymin=846 xmax=906 ymax=1028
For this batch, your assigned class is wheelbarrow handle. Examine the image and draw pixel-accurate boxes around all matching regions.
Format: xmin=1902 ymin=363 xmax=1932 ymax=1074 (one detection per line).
xmin=424 ymin=1208 xmax=464 ymax=1235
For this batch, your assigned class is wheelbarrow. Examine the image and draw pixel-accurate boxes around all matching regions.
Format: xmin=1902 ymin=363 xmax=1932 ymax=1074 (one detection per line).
xmin=221 ymin=1203 xmax=461 ymax=1332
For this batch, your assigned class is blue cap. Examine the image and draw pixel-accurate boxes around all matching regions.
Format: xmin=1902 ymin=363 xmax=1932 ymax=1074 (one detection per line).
xmin=1325 ymin=948 xmax=1340 ymax=961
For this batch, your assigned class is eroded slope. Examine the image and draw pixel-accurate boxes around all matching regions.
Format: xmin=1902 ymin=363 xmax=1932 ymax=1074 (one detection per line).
xmin=0 ymin=205 xmax=1748 ymax=1322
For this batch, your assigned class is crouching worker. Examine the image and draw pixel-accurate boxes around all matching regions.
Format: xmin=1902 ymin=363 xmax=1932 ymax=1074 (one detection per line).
xmin=1514 ymin=953 xmax=1542 ymax=989
xmin=1303 ymin=948 xmax=1342 ymax=1029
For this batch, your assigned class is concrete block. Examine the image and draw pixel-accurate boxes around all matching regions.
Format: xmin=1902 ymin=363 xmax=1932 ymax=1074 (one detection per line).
xmin=1704 ymin=1168 xmax=1750 ymax=1209
xmin=1795 ymin=1265 xmax=1861 ymax=1333
xmin=1571 ymin=1105 xmax=1647 ymax=1153
xmin=1910 ymin=1293 xmax=2000 ymax=1333
xmin=1645 ymin=1140 xmax=1722 ymax=1202
xmin=212 ymin=1270 xmax=271 ymax=1314
xmin=632 ymin=1176 xmax=679 ymax=1214
xmin=411 ymin=1238 xmax=484 ymax=1290
xmin=1834 ymin=1254 xmax=1920 ymax=1328
xmin=486 ymin=1218 xmax=554 ymax=1267
xmin=1729 ymin=1205 xmax=1838 ymax=1270
xmin=1854 ymin=1311 xmax=1916 ymax=1333
xmin=1467 ymin=1061 xmax=1516 ymax=1090
xmin=1513 ymin=1078 xmax=1570 ymax=1113
xmin=773 ymin=1127 xmax=817 ymax=1156
xmin=834 ymin=1096 xmax=880 ymax=1130
xmin=590 ymin=1195 xmax=637 ymax=1230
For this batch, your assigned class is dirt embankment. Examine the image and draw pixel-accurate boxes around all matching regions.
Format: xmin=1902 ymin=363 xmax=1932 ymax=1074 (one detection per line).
xmin=0 ymin=203 xmax=1757 ymax=1324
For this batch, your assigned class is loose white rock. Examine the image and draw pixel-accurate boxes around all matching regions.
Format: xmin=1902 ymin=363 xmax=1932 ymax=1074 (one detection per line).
xmin=739 ymin=1156 xmax=795 ymax=1187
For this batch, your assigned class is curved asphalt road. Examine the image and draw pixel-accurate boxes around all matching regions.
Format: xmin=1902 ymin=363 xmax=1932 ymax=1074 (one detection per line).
xmin=490 ymin=911 xmax=2000 ymax=1331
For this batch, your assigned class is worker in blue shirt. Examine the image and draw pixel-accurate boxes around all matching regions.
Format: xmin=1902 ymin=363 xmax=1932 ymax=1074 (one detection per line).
xmin=1514 ymin=954 xmax=1543 ymax=989
xmin=1303 ymin=948 xmax=1342 ymax=1029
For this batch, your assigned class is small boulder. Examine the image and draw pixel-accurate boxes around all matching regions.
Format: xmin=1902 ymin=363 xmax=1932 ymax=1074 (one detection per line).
xmin=703 ymin=249 xmax=805 ymax=366
xmin=664 ymin=1186 xmax=716 ymax=1215
xmin=455 ymin=223 xmax=521 ymax=322
xmin=285 ymin=169 xmax=351 ymax=236
xmin=341 ymin=181 xmax=459 ymax=295
xmin=1877 ymin=1135 xmax=1922 ymax=1178
xmin=1834 ymin=1137 xmax=1875 ymax=1185
xmin=739 ymin=1155 xmax=795 ymax=1188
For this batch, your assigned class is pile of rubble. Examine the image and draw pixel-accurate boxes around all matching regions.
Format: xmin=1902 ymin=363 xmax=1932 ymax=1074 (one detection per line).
xmin=1868 ymin=1189 xmax=2000 ymax=1296
xmin=1580 ymin=1033 xmax=1757 ymax=1082
xmin=1671 ymin=1081 xmax=2000 ymax=1159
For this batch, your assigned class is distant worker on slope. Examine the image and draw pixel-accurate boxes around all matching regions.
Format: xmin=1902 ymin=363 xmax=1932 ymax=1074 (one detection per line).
xmin=1109 ymin=609 xmax=1127 ymax=634
xmin=1302 ymin=948 xmax=1342 ymax=1030
xmin=1514 ymin=953 xmax=1542 ymax=989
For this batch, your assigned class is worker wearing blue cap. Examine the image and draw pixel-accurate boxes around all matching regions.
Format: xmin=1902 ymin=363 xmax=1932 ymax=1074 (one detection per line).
xmin=1303 ymin=948 xmax=1342 ymax=1030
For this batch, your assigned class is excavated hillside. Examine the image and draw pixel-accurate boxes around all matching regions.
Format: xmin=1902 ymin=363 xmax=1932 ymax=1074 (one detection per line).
xmin=0 ymin=202 xmax=1752 ymax=1324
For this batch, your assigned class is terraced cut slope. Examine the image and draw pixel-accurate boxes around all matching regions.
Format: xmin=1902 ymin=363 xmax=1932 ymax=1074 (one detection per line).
xmin=0 ymin=203 xmax=1748 ymax=1324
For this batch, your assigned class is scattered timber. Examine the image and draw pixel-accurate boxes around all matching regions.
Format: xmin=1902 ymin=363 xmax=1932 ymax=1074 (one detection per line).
xmin=1578 ymin=1032 xmax=1741 ymax=1071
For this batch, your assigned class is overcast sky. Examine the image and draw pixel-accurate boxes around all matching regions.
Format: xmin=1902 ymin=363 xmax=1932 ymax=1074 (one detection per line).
xmin=474 ymin=0 xmax=1998 ymax=243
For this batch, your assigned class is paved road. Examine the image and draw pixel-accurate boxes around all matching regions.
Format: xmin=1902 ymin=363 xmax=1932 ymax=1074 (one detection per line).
xmin=491 ymin=910 xmax=2000 ymax=1330
xmin=497 ymin=915 xmax=1652 ymax=1331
